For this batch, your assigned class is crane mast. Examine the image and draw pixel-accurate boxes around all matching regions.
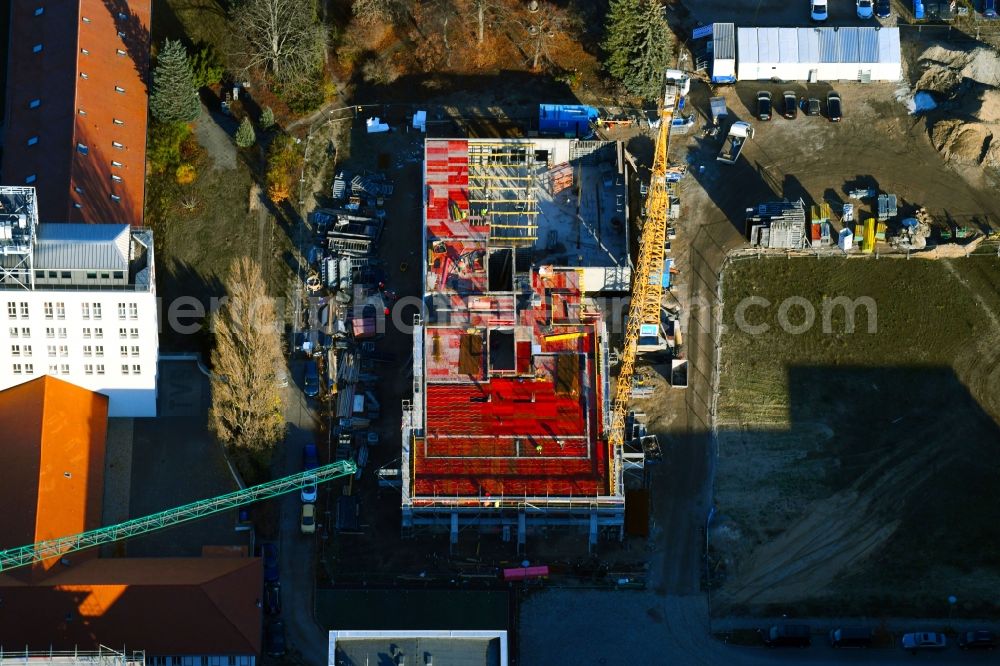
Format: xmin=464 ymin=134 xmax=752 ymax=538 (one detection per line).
xmin=607 ymin=74 xmax=683 ymax=493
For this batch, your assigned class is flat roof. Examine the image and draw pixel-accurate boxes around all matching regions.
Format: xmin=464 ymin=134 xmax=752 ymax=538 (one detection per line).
xmin=330 ymin=630 xmax=508 ymax=666
xmin=35 ymin=223 xmax=131 ymax=271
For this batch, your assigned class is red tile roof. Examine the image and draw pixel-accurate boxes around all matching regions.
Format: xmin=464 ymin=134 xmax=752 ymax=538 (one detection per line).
xmin=1 ymin=0 xmax=150 ymax=226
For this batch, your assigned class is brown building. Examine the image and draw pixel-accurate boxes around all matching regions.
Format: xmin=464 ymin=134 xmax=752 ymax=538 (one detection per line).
xmin=0 ymin=377 xmax=263 ymax=662
xmin=1 ymin=0 xmax=150 ymax=227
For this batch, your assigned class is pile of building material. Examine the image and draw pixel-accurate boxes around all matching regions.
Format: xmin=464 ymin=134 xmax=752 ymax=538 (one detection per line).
xmin=745 ymin=199 xmax=807 ymax=249
xmin=547 ymin=163 xmax=574 ymax=195
xmin=351 ymin=173 xmax=394 ymax=198
xmin=890 ymin=208 xmax=933 ymax=250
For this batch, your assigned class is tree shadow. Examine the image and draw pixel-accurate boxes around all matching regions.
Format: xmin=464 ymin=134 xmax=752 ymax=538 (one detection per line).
xmin=102 ymin=0 xmax=152 ymax=92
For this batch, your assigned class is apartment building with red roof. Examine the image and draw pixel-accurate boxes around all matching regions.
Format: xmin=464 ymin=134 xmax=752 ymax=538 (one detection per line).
xmin=2 ymin=0 xmax=150 ymax=227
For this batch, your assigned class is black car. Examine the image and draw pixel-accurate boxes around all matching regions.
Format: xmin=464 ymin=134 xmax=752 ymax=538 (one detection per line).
xmin=826 ymin=91 xmax=843 ymax=122
xmin=801 ymin=97 xmax=821 ymax=116
xmin=261 ymin=542 xmax=279 ymax=583
xmin=760 ymin=624 xmax=811 ymax=648
xmin=265 ymin=620 xmax=287 ymax=657
xmin=782 ymin=91 xmax=797 ymax=119
xmin=757 ymin=91 xmax=772 ymax=121
xmin=264 ymin=581 xmax=281 ymax=616
xmin=875 ymin=0 xmax=891 ymax=17
xmin=958 ymin=630 xmax=997 ymax=650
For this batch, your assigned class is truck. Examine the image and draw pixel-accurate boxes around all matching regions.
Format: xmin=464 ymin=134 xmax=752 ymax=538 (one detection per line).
xmin=717 ymin=121 xmax=753 ymax=164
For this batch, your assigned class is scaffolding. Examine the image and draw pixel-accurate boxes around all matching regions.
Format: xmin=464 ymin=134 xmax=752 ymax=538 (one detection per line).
xmin=0 ymin=186 xmax=39 ymax=290
xmin=467 ymin=141 xmax=538 ymax=245
xmin=0 ymin=646 xmax=143 ymax=665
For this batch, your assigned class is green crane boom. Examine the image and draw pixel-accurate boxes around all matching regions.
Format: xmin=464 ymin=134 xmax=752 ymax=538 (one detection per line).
xmin=0 ymin=460 xmax=357 ymax=573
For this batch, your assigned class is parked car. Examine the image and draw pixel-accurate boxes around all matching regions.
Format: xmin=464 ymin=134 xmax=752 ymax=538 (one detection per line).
xmin=811 ymin=0 xmax=829 ymax=20
xmin=301 ymin=476 xmax=318 ymax=503
xmin=301 ymin=503 xmax=316 ymax=534
xmin=303 ymin=360 xmax=320 ymax=397
xmin=263 ymin=581 xmax=281 ymax=616
xmin=760 ymin=624 xmax=811 ymax=648
xmin=265 ymin=620 xmax=287 ymax=657
xmin=857 ymin=0 xmax=874 ymax=17
xmin=986 ymin=0 xmax=998 ymax=18
xmin=303 ymin=443 xmax=319 ymax=471
xmin=261 ymin=542 xmax=279 ymax=583
xmin=876 ymin=0 xmax=892 ymax=17
xmin=782 ymin=91 xmax=798 ymax=119
xmin=826 ymin=91 xmax=843 ymax=122
xmin=958 ymin=630 xmax=997 ymax=649
xmin=901 ymin=632 xmax=947 ymax=652
xmin=829 ymin=627 xmax=873 ymax=648
xmin=756 ymin=91 xmax=772 ymax=121
xmin=802 ymin=97 xmax=821 ymax=116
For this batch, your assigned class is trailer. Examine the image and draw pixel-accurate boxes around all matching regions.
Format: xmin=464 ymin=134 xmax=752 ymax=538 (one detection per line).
xmin=709 ymin=97 xmax=728 ymax=127
xmin=717 ymin=121 xmax=753 ymax=164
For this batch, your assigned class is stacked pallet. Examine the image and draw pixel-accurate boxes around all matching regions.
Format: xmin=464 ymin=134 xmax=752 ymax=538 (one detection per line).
xmin=548 ymin=163 xmax=573 ymax=196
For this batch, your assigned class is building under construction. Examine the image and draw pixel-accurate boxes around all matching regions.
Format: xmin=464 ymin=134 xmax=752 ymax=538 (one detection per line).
xmin=402 ymin=138 xmax=635 ymax=549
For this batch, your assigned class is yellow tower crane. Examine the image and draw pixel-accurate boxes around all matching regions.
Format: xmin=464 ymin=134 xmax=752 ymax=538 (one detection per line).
xmin=606 ymin=74 xmax=684 ymax=493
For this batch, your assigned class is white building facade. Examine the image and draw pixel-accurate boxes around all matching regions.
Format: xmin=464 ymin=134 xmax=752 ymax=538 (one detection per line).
xmin=0 ymin=187 xmax=157 ymax=416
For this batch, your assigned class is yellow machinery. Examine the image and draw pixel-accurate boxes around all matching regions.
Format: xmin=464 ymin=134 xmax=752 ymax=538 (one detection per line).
xmin=606 ymin=74 xmax=682 ymax=493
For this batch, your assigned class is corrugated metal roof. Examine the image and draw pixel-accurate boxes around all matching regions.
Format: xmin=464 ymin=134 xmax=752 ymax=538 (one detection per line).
xmin=34 ymin=223 xmax=130 ymax=271
xmin=818 ymin=29 xmax=838 ymax=62
xmin=737 ymin=27 xmax=759 ymax=65
xmin=778 ymin=28 xmax=798 ymax=62
xmin=840 ymin=27 xmax=860 ymax=63
xmin=714 ymin=22 xmax=735 ymax=60
xmin=878 ymin=28 xmax=900 ymax=63
xmin=759 ymin=27 xmax=780 ymax=64
xmin=797 ymin=28 xmax=820 ymax=62
xmin=858 ymin=27 xmax=879 ymax=62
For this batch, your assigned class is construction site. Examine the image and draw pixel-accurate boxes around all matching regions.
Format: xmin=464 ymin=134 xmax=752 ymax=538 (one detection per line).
xmin=401 ymin=79 xmax=687 ymax=550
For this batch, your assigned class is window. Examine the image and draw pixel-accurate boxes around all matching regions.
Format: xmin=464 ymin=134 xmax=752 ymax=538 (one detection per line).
xmin=58 ymin=327 xmax=67 ymax=338
xmin=8 ymin=327 xmax=16 ymax=338
xmin=35 ymin=270 xmax=44 ymax=279
xmin=120 ymin=345 xmax=128 ymax=358
xmin=58 ymin=345 xmax=68 ymax=357
xmin=95 ymin=345 xmax=104 ymax=357
xmin=6 ymin=303 xmax=15 ymax=319
xmin=130 ymin=346 xmax=140 ymax=357
xmin=84 ymin=364 xmax=94 ymax=375
xmin=77 ymin=143 xmax=88 ymax=155
xmin=25 ymin=364 xmax=34 ymax=374
xmin=112 ymin=141 xmax=124 ymax=149
xmin=83 ymin=345 xmax=92 ymax=357
xmin=20 ymin=327 xmax=29 ymax=337
xmin=23 ymin=345 xmax=32 ymax=357
xmin=117 ymin=31 xmax=126 ymax=38
xmin=33 ymin=44 xmax=43 ymax=53
xmin=117 ymin=11 xmax=127 ymax=19
xmin=61 ymin=271 xmax=70 ymax=279
xmin=111 ymin=174 xmax=123 ymax=183
xmin=117 ymin=303 xmax=127 ymax=319
xmin=45 ymin=327 xmax=54 ymax=338
xmin=80 ymin=72 xmax=88 ymax=79
xmin=129 ymin=327 xmax=139 ymax=338
xmin=113 ymin=118 xmax=124 ymax=126
xmin=132 ymin=364 xmax=141 ymax=375
xmin=110 ymin=194 xmax=121 ymax=203
xmin=73 ymin=202 xmax=83 ymax=209
xmin=83 ymin=328 xmax=91 ymax=339
xmin=81 ymin=48 xmax=90 ymax=55
xmin=19 ymin=303 xmax=28 ymax=318
xmin=100 ymin=273 xmax=109 ymax=279
xmin=11 ymin=345 xmax=20 ymax=357
xmin=114 ymin=272 xmax=124 ymax=280
xmin=119 ymin=328 xmax=127 ymax=339
xmin=12 ymin=363 xmax=22 ymax=375
xmin=27 ymin=136 xmax=38 ymax=146
xmin=93 ymin=303 xmax=102 ymax=319
xmin=78 ymin=108 xmax=86 ymax=116
xmin=48 ymin=271 xmax=57 ymax=279
xmin=111 ymin=160 xmax=123 ymax=168
xmin=121 ymin=364 xmax=129 ymax=375
xmin=49 ymin=364 xmax=58 ymax=374
xmin=24 ymin=175 xmax=36 ymax=184
xmin=116 ymin=48 xmax=126 ymax=56
xmin=94 ymin=328 xmax=103 ymax=339
xmin=96 ymin=364 xmax=105 ymax=375
xmin=34 ymin=7 xmax=44 ymax=16
xmin=74 ymin=186 xmax=84 ymax=194
xmin=86 ymin=272 xmax=97 ymax=279
xmin=129 ymin=303 xmax=138 ymax=319
xmin=29 ymin=99 xmax=40 ymax=109
xmin=81 ymin=303 xmax=90 ymax=319
xmin=82 ymin=16 xmax=91 ymax=23
xmin=56 ymin=302 xmax=65 ymax=319
xmin=43 ymin=302 xmax=53 ymax=319
xmin=60 ymin=364 xmax=69 ymax=374
xmin=114 ymin=85 xmax=125 ymax=93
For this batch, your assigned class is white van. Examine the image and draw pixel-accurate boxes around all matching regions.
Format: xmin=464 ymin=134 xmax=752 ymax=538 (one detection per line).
xmin=811 ymin=0 xmax=829 ymax=20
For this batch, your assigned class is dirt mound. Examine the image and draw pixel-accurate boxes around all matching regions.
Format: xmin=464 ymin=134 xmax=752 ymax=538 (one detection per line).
xmin=930 ymin=118 xmax=994 ymax=164
xmin=974 ymin=88 xmax=1000 ymax=123
xmin=917 ymin=44 xmax=1000 ymax=87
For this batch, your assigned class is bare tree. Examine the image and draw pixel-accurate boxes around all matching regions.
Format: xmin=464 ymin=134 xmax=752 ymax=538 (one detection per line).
xmin=209 ymin=257 xmax=286 ymax=467
xmin=231 ymin=0 xmax=326 ymax=84
xmin=506 ymin=1 xmax=576 ymax=71
xmin=352 ymin=0 xmax=405 ymax=25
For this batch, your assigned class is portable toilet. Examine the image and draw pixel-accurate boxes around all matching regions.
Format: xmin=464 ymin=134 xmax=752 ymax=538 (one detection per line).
xmin=838 ymin=227 xmax=853 ymax=251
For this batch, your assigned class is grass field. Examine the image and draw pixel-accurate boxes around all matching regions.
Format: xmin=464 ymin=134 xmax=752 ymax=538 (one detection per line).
xmin=713 ymin=256 xmax=1000 ymax=617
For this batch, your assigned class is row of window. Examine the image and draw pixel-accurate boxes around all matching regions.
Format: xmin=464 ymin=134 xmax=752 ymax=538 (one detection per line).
xmin=8 ymin=327 xmax=140 ymax=339
xmin=11 ymin=363 xmax=142 ymax=376
xmin=35 ymin=269 xmax=125 ymax=280
xmin=148 ymin=655 xmax=253 ymax=666
xmin=10 ymin=344 xmax=142 ymax=358
xmin=6 ymin=302 xmax=140 ymax=320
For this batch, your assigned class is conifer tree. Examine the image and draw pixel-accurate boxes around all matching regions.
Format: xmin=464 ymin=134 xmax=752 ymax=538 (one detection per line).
xmin=235 ymin=116 xmax=256 ymax=148
xmin=150 ymin=40 xmax=201 ymax=124
xmin=602 ymin=0 xmax=673 ymax=101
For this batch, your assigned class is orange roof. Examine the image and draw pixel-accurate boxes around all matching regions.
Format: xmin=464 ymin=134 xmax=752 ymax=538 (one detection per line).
xmin=0 ymin=558 xmax=263 ymax=655
xmin=2 ymin=0 xmax=150 ymax=226
xmin=0 ymin=376 xmax=108 ymax=577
